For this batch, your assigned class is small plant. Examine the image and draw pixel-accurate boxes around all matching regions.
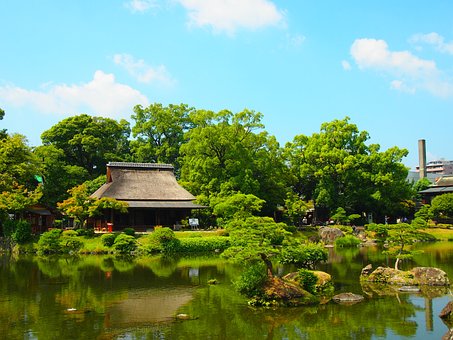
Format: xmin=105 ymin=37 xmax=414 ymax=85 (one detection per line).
xmin=334 ymin=235 xmax=361 ymax=248
xmin=113 ymin=234 xmax=138 ymax=254
xmin=297 ymin=268 xmax=318 ymax=294
xmin=234 ymin=262 xmax=268 ymax=298
xmin=101 ymin=233 xmax=118 ymax=247
xmin=123 ymin=227 xmax=136 ymax=236
xmin=37 ymin=229 xmax=63 ymax=254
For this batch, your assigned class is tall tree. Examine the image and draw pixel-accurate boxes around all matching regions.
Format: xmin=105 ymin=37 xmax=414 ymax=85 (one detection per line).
xmin=285 ymin=117 xmax=411 ymax=220
xmin=130 ymin=103 xmax=195 ymax=174
xmin=180 ymin=109 xmax=288 ymax=215
xmin=41 ymin=114 xmax=130 ymax=177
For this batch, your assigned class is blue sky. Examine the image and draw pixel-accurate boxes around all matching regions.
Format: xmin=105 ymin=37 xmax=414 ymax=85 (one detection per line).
xmin=1 ymin=1 xmax=453 ymax=169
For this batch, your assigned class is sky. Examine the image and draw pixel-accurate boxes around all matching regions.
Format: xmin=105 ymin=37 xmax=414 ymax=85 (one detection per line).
xmin=1 ymin=1 xmax=453 ymax=170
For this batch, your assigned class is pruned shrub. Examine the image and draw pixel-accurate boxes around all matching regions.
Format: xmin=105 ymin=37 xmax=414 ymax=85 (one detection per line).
xmin=334 ymin=235 xmax=361 ymax=248
xmin=279 ymin=242 xmax=328 ymax=269
xmin=37 ymin=229 xmax=63 ymax=254
xmin=297 ymin=268 xmax=318 ymax=294
xmin=176 ymin=236 xmax=230 ymax=253
xmin=113 ymin=234 xmax=137 ymax=254
xmin=101 ymin=233 xmax=118 ymax=247
xmin=234 ymin=262 xmax=268 ymax=297
xmin=123 ymin=227 xmax=136 ymax=236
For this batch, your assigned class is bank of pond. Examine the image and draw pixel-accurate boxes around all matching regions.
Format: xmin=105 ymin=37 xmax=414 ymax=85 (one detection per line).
xmin=2 ymin=241 xmax=453 ymax=339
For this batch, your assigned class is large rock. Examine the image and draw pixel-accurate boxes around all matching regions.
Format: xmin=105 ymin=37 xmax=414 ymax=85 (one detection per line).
xmin=319 ymin=227 xmax=344 ymax=244
xmin=332 ymin=292 xmax=364 ymax=305
xmin=360 ymin=264 xmax=450 ymax=286
xmin=283 ymin=270 xmax=332 ymax=293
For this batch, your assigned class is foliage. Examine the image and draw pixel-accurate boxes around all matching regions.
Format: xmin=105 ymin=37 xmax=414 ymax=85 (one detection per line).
xmin=41 ymin=114 xmax=131 ymax=177
xmin=284 ymin=117 xmax=411 ymax=219
xmin=60 ymin=230 xmax=83 ymax=252
xmin=233 ymin=262 xmax=268 ymax=298
xmin=175 ymin=236 xmax=230 ymax=252
xmin=414 ymin=204 xmax=433 ymax=222
xmin=334 ymin=235 xmax=361 ymax=248
xmin=180 ymin=108 xmax=288 ymax=216
xmin=0 ymin=184 xmax=42 ymax=215
xmin=130 ymin=103 xmax=195 ymax=175
xmin=211 ymin=192 xmax=265 ymax=225
xmin=430 ymin=193 xmax=453 ymax=219
xmin=412 ymin=178 xmax=431 ymax=198
xmin=101 ymin=233 xmax=118 ymax=247
xmin=222 ymin=217 xmax=290 ymax=276
xmin=122 ymin=227 xmax=135 ymax=236
xmin=57 ymin=183 xmax=128 ymax=228
xmin=381 ymin=223 xmax=425 ymax=270
xmin=279 ymin=242 xmax=328 ymax=269
xmin=330 ymin=207 xmax=361 ymax=225
xmin=37 ymin=229 xmax=63 ymax=254
xmin=283 ymin=193 xmax=313 ymax=227
xmin=366 ymin=223 xmax=389 ymax=240
xmin=297 ymin=268 xmax=318 ymax=294
xmin=113 ymin=234 xmax=138 ymax=254
xmin=12 ymin=220 xmax=33 ymax=244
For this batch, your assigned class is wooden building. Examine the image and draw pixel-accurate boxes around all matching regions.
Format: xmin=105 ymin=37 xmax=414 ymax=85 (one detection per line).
xmin=90 ymin=162 xmax=204 ymax=231
xmin=419 ymin=175 xmax=453 ymax=204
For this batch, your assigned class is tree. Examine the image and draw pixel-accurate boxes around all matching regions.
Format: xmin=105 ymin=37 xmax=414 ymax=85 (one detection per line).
xmin=430 ymin=193 xmax=453 ymax=220
xmin=211 ymin=192 xmax=265 ymax=225
xmin=284 ymin=193 xmax=313 ymax=227
xmin=380 ymin=223 xmax=424 ymax=270
xmin=130 ymin=103 xmax=195 ymax=174
xmin=0 ymin=107 xmax=6 ymax=139
xmin=285 ymin=117 xmax=411 ymax=220
xmin=330 ymin=207 xmax=360 ymax=225
xmin=41 ymin=114 xmax=130 ymax=177
xmin=57 ymin=183 xmax=128 ymax=228
xmin=33 ymin=145 xmax=89 ymax=206
xmin=180 ymin=109 xmax=288 ymax=216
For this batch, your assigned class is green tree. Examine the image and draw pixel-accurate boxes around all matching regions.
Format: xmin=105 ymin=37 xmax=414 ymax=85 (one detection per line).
xmin=283 ymin=193 xmax=313 ymax=227
xmin=0 ymin=107 xmax=6 ymax=139
xmin=130 ymin=103 xmax=195 ymax=174
xmin=180 ymin=109 xmax=288 ymax=216
xmin=41 ymin=114 xmax=130 ymax=177
xmin=430 ymin=193 xmax=453 ymax=220
xmin=57 ymin=183 xmax=128 ymax=228
xmin=285 ymin=117 xmax=411 ymax=220
xmin=211 ymin=192 xmax=265 ymax=225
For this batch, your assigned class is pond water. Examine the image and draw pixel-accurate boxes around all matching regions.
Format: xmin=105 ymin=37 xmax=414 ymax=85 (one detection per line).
xmin=1 ymin=243 xmax=453 ymax=339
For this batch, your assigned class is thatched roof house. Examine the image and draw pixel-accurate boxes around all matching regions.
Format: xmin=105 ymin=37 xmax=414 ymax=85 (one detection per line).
xmin=419 ymin=175 xmax=453 ymax=204
xmin=91 ymin=162 xmax=204 ymax=231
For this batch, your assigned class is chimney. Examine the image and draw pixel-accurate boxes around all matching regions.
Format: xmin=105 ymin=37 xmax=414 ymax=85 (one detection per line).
xmin=418 ymin=139 xmax=427 ymax=179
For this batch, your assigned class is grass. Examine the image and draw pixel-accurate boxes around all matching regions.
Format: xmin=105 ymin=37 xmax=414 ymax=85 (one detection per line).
xmin=421 ymin=227 xmax=453 ymax=241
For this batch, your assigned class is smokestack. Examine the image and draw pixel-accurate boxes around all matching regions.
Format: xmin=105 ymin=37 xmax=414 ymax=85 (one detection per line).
xmin=418 ymin=139 xmax=427 ymax=179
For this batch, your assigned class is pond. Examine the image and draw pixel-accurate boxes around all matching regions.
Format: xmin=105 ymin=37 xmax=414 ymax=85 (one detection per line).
xmin=1 ymin=242 xmax=453 ymax=339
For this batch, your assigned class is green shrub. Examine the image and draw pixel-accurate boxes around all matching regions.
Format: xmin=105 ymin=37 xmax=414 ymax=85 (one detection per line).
xmin=75 ymin=228 xmax=94 ymax=237
xmin=334 ymin=235 xmax=361 ymax=248
xmin=176 ymin=237 xmax=230 ymax=253
xmin=113 ymin=234 xmax=138 ymax=254
xmin=152 ymin=227 xmax=175 ymax=242
xmin=101 ymin=233 xmax=118 ymax=247
xmin=123 ymin=227 xmax=136 ymax=236
xmin=234 ymin=262 xmax=268 ymax=297
xmin=338 ymin=225 xmax=353 ymax=234
xmin=297 ymin=268 xmax=318 ymax=294
xmin=62 ymin=230 xmax=78 ymax=237
xmin=37 ymin=229 xmax=63 ymax=254
xmin=366 ymin=223 xmax=388 ymax=240
xmin=13 ymin=220 xmax=33 ymax=244
xmin=61 ymin=235 xmax=83 ymax=253
xmin=279 ymin=242 xmax=328 ymax=269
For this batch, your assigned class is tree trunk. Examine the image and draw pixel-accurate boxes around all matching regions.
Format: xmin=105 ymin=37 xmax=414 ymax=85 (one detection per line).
xmin=260 ymin=253 xmax=273 ymax=277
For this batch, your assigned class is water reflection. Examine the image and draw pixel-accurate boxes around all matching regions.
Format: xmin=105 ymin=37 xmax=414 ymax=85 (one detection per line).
xmin=0 ymin=243 xmax=453 ymax=339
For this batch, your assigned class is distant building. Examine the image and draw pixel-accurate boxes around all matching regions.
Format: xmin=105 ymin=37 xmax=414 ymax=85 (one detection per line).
xmin=90 ymin=162 xmax=205 ymax=231
xmin=415 ymin=160 xmax=453 ymax=176
xmin=418 ymin=175 xmax=453 ymax=204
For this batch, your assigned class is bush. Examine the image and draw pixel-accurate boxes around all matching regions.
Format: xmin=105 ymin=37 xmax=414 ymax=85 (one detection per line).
xmin=176 ymin=237 xmax=230 ymax=253
xmin=12 ymin=220 xmax=33 ymax=244
xmin=152 ymin=227 xmax=175 ymax=242
xmin=101 ymin=233 xmax=118 ymax=247
xmin=62 ymin=230 xmax=78 ymax=237
xmin=113 ymin=234 xmax=138 ymax=254
xmin=234 ymin=262 xmax=268 ymax=297
xmin=37 ymin=229 xmax=63 ymax=254
xmin=298 ymin=268 xmax=318 ymax=294
xmin=75 ymin=228 xmax=94 ymax=237
xmin=334 ymin=235 xmax=361 ymax=248
xmin=366 ymin=223 xmax=388 ymax=240
xmin=279 ymin=242 xmax=328 ymax=269
xmin=123 ymin=227 xmax=136 ymax=236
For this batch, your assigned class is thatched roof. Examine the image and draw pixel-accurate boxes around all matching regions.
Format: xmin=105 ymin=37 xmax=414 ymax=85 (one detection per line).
xmin=92 ymin=162 xmax=202 ymax=207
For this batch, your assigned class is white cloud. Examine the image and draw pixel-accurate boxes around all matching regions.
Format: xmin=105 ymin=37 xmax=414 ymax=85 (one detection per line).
xmin=176 ymin=0 xmax=286 ymax=35
xmin=125 ymin=0 xmax=158 ymax=13
xmin=287 ymin=33 xmax=305 ymax=48
xmin=113 ymin=53 xmax=174 ymax=86
xmin=0 ymin=71 xmax=149 ymax=118
xmin=410 ymin=32 xmax=453 ymax=55
xmin=350 ymin=38 xmax=453 ymax=97
xmin=341 ymin=60 xmax=351 ymax=71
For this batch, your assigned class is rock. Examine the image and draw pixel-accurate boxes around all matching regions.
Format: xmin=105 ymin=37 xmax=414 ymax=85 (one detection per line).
xmin=312 ymin=271 xmax=332 ymax=286
xmin=361 ymin=264 xmax=373 ymax=277
xmin=262 ymin=276 xmax=319 ymax=306
xmin=398 ymin=286 xmax=421 ymax=293
xmin=361 ymin=265 xmax=450 ymax=287
xmin=411 ymin=267 xmax=450 ymax=286
xmin=332 ymin=292 xmax=364 ymax=304
xmin=175 ymin=313 xmax=191 ymax=320
xmin=440 ymin=301 xmax=453 ymax=319
xmin=319 ymin=227 xmax=344 ymax=244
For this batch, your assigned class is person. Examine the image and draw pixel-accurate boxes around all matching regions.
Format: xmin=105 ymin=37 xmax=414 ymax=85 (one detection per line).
xmin=385 ymin=215 xmax=389 ymax=225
